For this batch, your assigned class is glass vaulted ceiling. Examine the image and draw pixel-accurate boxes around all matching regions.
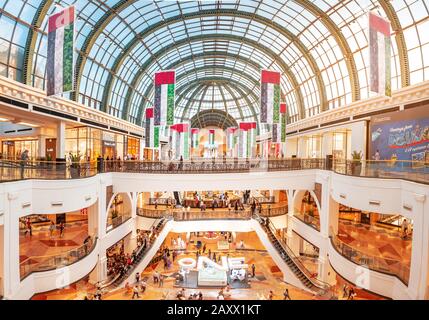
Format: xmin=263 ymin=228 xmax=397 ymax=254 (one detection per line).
xmin=0 ymin=0 xmax=428 ymax=128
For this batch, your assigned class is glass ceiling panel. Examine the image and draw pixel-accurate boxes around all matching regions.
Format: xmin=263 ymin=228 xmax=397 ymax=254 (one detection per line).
xmin=0 ymin=0 xmax=428 ymax=125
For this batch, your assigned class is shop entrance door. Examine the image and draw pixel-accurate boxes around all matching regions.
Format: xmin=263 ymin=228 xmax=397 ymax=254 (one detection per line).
xmin=103 ymin=146 xmax=115 ymax=159
xmin=361 ymin=212 xmax=371 ymax=225
xmin=45 ymin=138 xmax=56 ymax=160
xmin=3 ymin=142 xmax=15 ymax=159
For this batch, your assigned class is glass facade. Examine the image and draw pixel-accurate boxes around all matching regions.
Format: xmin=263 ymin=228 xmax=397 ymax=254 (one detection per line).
xmin=0 ymin=0 xmax=428 ymax=127
xmin=65 ymin=126 xmax=137 ymax=160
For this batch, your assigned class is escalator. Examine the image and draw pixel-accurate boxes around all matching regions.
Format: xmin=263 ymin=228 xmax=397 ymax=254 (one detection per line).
xmin=102 ymin=218 xmax=168 ymax=291
xmin=173 ymin=191 xmax=181 ymax=206
xmin=255 ymin=215 xmax=332 ymax=297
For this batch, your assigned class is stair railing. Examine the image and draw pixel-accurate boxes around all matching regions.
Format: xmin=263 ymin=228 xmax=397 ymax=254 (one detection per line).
xmin=254 ymin=213 xmax=333 ymax=296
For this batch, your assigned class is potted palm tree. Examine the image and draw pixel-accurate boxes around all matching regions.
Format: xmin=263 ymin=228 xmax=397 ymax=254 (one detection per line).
xmin=351 ymin=151 xmax=362 ymax=176
xmin=69 ymin=153 xmax=82 ymax=178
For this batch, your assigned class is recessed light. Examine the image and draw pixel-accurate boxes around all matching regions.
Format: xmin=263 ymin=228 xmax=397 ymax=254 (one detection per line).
xmin=0 ymin=117 xmax=9 ymax=121
xmin=18 ymin=122 xmax=39 ymax=127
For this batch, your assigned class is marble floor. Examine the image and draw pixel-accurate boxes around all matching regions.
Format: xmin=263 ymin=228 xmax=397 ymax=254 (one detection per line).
xmin=337 ymin=220 xmax=412 ymax=267
xmin=19 ymin=220 xmax=89 ymax=272
xmin=31 ymin=231 xmax=385 ymax=300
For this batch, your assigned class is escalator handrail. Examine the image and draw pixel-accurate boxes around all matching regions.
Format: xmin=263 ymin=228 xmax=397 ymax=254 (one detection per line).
xmin=254 ymin=213 xmax=332 ymax=294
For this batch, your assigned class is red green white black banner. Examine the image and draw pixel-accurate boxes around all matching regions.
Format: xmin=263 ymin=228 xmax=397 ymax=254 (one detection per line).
xmin=145 ymin=108 xmax=159 ymax=148
xmin=154 ymin=71 xmax=176 ymax=126
xmin=171 ymin=123 xmax=190 ymax=160
xmin=191 ymin=128 xmax=199 ymax=148
xmin=47 ymin=6 xmax=75 ymax=96
xmin=238 ymin=122 xmax=257 ymax=158
xmin=260 ymin=70 xmax=281 ymax=124
xmin=272 ymin=103 xmax=287 ymax=143
xmin=226 ymin=127 xmax=238 ymax=152
xmin=369 ymin=12 xmax=391 ymax=97
xmin=209 ymin=129 xmax=215 ymax=145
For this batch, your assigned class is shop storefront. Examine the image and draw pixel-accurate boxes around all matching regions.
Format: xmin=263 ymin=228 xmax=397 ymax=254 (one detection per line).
xmin=65 ymin=127 xmax=139 ymax=160
xmin=1 ymin=139 xmax=39 ymax=160
xmin=125 ymin=136 xmax=140 ymax=159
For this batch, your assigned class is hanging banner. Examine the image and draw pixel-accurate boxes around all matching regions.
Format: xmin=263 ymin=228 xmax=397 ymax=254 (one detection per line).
xmin=209 ymin=129 xmax=215 ymax=145
xmin=226 ymin=127 xmax=238 ymax=150
xmin=260 ymin=70 xmax=281 ymax=124
xmin=145 ymin=108 xmax=159 ymax=148
xmin=171 ymin=123 xmax=190 ymax=160
xmin=47 ymin=6 xmax=75 ymax=96
xmin=191 ymin=128 xmax=199 ymax=148
xmin=238 ymin=122 xmax=257 ymax=158
xmin=272 ymin=103 xmax=287 ymax=143
xmin=154 ymin=70 xmax=175 ymax=126
xmin=369 ymin=12 xmax=391 ymax=97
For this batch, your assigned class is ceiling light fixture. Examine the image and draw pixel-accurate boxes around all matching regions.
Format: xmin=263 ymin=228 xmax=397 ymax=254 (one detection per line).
xmin=0 ymin=117 xmax=10 ymax=121
xmin=18 ymin=122 xmax=39 ymax=128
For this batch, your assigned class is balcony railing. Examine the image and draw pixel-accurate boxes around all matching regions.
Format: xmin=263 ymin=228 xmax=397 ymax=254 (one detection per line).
xmin=106 ymin=213 xmax=132 ymax=233
xmin=173 ymin=209 xmax=252 ymax=221
xmin=1 ymin=158 xmax=428 ymax=185
xmin=330 ymin=234 xmax=410 ymax=286
xmin=136 ymin=201 xmax=288 ymax=220
xmin=294 ymin=213 xmax=321 ymax=231
xmin=19 ymin=236 xmax=97 ymax=280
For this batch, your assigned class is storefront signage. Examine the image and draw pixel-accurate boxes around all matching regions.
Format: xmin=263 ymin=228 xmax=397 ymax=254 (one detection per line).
xmin=103 ymin=140 xmax=116 ymax=147
xmin=369 ymin=105 xmax=429 ymax=161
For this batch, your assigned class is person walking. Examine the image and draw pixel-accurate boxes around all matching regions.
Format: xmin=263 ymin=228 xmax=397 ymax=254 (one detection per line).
xmin=251 ymin=264 xmax=256 ymax=278
xmin=159 ymin=274 xmax=164 ymax=288
xmin=283 ymin=288 xmax=291 ymax=300
xmin=348 ymin=287 xmax=356 ymax=300
xmin=132 ymin=285 xmax=140 ymax=299
xmin=24 ymin=217 xmax=32 ymax=237
xmin=202 ymin=243 xmax=206 ymax=254
xmin=342 ymin=284 xmax=349 ymax=299
xmin=135 ymin=272 xmax=140 ymax=284
xmin=59 ymin=221 xmax=65 ymax=238
xmin=49 ymin=221 xmax=56 ymax=238
xmin=20 ymin=149 xmax=29 ymax=179
xmin=268 ymin=290 xmax=274 ymax=300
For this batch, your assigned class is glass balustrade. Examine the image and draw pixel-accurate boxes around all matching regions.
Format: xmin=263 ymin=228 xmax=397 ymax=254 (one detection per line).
xmin=330 ymin=235 xmax=410 ymax=285
xmin=19 ymin=236 xmax=97 ymax=280
xmin=1 ymin=159 xmax=428 ymax=185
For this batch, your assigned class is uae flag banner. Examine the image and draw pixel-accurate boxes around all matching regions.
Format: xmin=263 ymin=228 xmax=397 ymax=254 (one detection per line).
xmin=171 ymin=123 xmax=190 ymax=160
xmin=47 ymin=6 xmax=75 ymax=96
xmin=226 ymin=127 xmax=238 ymax=151
xmin=209 ymin=129 xmax=215 ymax=145
xmin=191 ymin=128 xmax=199 ymax=148
xmin=369 ymin=12 xmax=392 ymax=97
xmin=154 ymin=71 xmax=176 ymax=126
xmin=260 ymin=70 xmax=281 ymax=124
xmin=272 ymin=103 xmax=287 ymax=143
xmin=238 ymin=122 xmax=257 ymax=158
xmin=145 ymin=108 xmax=159 ymax=148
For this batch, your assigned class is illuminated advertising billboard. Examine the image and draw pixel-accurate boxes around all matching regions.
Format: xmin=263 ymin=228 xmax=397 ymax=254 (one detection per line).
xmin=369 ymin=105 xmax=429 ymax=161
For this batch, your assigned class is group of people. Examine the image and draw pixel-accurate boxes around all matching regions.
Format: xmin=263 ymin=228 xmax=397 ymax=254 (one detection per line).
xmin=401 ymin=218 xmax=412 ymax=239
xmin=176 ymin=288 xmax=204 ymax=300
xmin=342 ymin=284 xmax=357 ymax=300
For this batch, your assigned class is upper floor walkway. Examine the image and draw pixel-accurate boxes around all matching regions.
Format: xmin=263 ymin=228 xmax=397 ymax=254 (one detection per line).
xmin=1 ymin=158 xmax=428 ymax=185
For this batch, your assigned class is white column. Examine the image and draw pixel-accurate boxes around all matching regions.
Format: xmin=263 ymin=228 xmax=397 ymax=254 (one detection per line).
xmin=89 ymin=256 xmax=108 ymax=284
xmin=297 ymin=136 xmax=307 ymax=158
xmin=322 ymin=132 xmax=333 ymax=158
xmin=4 ymin=192 xmax=21 ymax=299
xmin=319 ymin=174 xmax=338 ymax=237
xmin=38 ymin=135 xmax=46 ymax=159
xmin=87 ymin=202 xmax=99 ymax=239
xmin=56 ymin=121 xmax=66 ymax=159
xmin=408 ymin=193 xmax=427 ymax=299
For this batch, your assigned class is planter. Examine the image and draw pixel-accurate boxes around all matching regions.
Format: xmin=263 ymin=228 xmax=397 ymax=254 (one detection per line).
xmin=351 ymin=162 xmax=362 ymax=176
xmin=70 ymin=166 xmax=81 ymax=179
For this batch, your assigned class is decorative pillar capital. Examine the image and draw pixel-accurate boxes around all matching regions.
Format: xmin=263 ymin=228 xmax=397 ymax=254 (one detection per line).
xmin=414 ymin=193 xmax=426 ymax=203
